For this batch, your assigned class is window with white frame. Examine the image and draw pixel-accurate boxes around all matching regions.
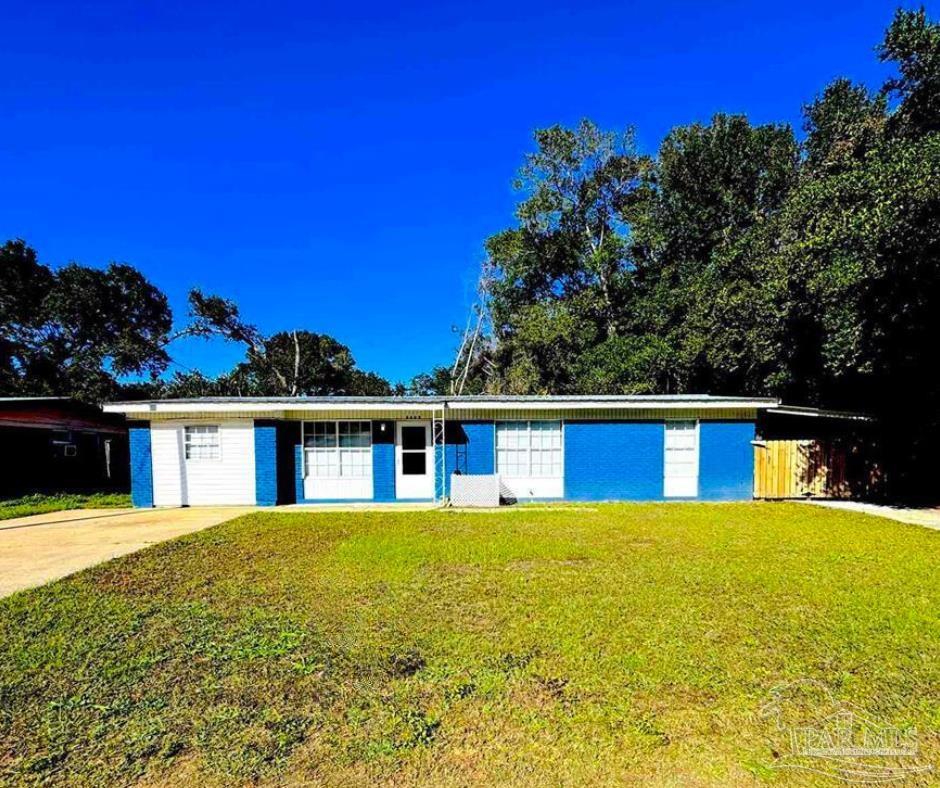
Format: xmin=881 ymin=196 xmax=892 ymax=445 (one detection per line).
xmin=496 ymin=421 xmax=562 ymax=478
xmin=184 ymin=425 xmax=220 ymax=461
xmin=303 ymin=421 xmax=372 ymax=479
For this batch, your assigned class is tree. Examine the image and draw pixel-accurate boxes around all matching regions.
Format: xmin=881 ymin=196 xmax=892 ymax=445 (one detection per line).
xmin=0 ymin=240 xmax=173 ymax=401
xmin=167 ymin=290 xmax=392 ymax=397
xmin=880 ymin=7 xmax=940 ymax=138
xmin=485 ymin=120 xmax=650 ymax=393
xmin=627 ymin=114 xmax=800 ymax=395
xmin=802 ymin=79 xmax=887 ymax=174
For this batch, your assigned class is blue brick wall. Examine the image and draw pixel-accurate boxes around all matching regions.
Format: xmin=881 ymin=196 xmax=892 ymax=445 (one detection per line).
xmin=564 ymin=421 xmax=665 ymax=501
xmin=294 ymin=444 xmax=305 ymax=503
xmin=444 ymin=421 xmax=495 ymax=496
xmin=129 ymin=423 xmax=153 ymax=508
xmin=278 ymin=417 xmax=755 ymax=505
xmin=373 ymin=442 xmax=396 ymax=501
xmin=699 ymin=421 xmax=755 ymax=500
xmin=254 ymin=421 xmax=278 ymax=506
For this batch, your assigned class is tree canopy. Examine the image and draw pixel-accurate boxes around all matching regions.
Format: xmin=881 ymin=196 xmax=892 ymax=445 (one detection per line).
xmin=0 ymin=240 xmax=173 ymax=401
xmin=0 ymin=244 xmax=392 ymax=401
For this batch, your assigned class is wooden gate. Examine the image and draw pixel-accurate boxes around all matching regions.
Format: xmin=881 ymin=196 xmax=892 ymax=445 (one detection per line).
xmin=753 ymin=439 xmax=852 ymax=499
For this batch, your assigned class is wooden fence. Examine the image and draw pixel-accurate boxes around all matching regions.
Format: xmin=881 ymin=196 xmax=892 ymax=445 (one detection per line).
xmin=753 ymin=439 xmax=861 ymax=499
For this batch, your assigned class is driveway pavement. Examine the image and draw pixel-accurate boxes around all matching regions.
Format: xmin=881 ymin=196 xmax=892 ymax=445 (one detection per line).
xmin=0 ymin=506 xmax=254 ymax=598
xmin=807 ymin=499 xmax=940 ymax=531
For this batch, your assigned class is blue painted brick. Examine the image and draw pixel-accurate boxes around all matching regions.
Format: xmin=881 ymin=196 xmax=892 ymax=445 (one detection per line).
xmin=444 ymin=421 xmax=494 ymax=496
xmin=254 ymin=421 xmax=278 ymax=506
xmin=699 ymin=421 xmax=755 ymax=501
xmin=565 ymin=421 xmax=665 ymax=501
xmin=373 ymin=442 xmax=396 ymax=501
xmin=129 ymin=423 xmax=153 ymax=508
xmin=294 ymin=444 xmax=305 ymax=503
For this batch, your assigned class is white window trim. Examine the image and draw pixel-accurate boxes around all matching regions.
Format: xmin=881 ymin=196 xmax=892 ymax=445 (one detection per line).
xmin=184 ymin=424 xmax=221 ymax=462
xmin=494 ymin=419 xmax=565 ymax=480
xmin=302 ymin=420 xmax=373 ymax=480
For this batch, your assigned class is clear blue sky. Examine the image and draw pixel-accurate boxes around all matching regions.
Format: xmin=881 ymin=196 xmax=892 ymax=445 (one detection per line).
xmin=0 ymin=0 xmax=908 ymax=384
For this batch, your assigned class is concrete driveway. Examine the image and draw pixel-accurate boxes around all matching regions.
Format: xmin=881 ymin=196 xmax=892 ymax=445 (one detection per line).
xmin=807 ymin=500 xmax=940 ymax=531
xmin=0 ymin=506 xmax=255 ymax=598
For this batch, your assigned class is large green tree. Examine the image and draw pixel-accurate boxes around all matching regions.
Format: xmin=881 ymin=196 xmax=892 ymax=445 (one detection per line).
xmin=484 ymin=120 xmax=649 ymax=393
xmin=0 ymin=240 xmax=172 ymax=401
xmin=0 ymin=241 xmax=392 ymax=401
xmin=629 ymin=114 xmax=800 ymax=395
xmin=163 ymin=291 xmax=392 ymax=397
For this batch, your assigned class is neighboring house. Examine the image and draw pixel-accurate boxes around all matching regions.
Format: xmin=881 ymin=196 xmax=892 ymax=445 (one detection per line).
xmin=0 ymin=397 xmax=129 ymax=498
xmin=104 ymin=395 xmax=784 ymax=507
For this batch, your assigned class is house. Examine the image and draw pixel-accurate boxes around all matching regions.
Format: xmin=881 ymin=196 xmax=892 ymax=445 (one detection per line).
xmin=103 ymin=395 xmax=784 ymax=507
xmin=0 ymin=397 xmax=129 ymax=498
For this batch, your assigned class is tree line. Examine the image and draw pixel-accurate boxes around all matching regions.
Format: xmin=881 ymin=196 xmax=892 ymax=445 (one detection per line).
xmin=0 ymin=239 xmax=395 ymax=401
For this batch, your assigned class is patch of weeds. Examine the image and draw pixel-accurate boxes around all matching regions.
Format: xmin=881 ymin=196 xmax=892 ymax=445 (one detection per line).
xmin=535 ymin=675 xmax=569 ymax=701
xmin=493 ymin=649 xmax=539 ymax=675
xmin=387 ymin=648 xmax=426 ymax=678
xmin=443 ymin=680 xmax=477 ymax=702
xmin=398 ymin=707 xmax=440 ymax=748
xmin=633 ymin=712 xmax=670 ymax=746
xmin=0 ymin=492 xmax=131 ymax=521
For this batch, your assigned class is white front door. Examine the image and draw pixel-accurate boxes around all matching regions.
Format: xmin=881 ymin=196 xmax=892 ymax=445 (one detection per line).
xmin=396 ymin=421 xmax=434 ymax=499
xmin=664 ymin=420 xmax=699 ymax=497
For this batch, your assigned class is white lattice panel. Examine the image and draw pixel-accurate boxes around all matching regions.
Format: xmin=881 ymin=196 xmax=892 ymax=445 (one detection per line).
xmin=450 ymin=474 xmax=501 ymax=507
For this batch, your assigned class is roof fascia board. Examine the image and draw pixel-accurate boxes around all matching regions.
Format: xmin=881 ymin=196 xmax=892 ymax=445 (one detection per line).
xmin=105 ymin=397 xmax=779 ymax=417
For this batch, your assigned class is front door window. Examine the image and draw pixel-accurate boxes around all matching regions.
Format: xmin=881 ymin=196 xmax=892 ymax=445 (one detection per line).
xmin=401 ymin=426 xmax=427 ymax=475
xmin=395 ymin=421 xmax=433 ymax=499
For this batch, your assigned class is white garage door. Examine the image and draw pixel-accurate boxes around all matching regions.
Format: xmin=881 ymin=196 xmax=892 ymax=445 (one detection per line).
xmin=151 ymin=421 xmax=256 ymax=506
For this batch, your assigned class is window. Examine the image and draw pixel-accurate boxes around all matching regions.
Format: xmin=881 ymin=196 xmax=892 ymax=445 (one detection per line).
xmin=303 ymin=421 xmax=372 ymax=479
xmin=185 ymin=425 xmax=220 ymax=461
xmin=496 ymin=421 xmax=562 ymax=478
xmin=400 ymin=424 xmax=427 ymax=476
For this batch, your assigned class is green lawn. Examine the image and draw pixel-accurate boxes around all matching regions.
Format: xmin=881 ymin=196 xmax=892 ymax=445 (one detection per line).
xmin=0 ymin=504 xmax=937 ymax=786
xmin=0 ymin=492 xmax=131 ymax=521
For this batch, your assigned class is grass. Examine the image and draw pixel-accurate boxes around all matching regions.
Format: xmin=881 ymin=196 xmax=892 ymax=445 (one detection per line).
xmin=0 ymin=492 xmax=131 ymax=521
xmin=0 ymin=503 xmax=937 ymax=786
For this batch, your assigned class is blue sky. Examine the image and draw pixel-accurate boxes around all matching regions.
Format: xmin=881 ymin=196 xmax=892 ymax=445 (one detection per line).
xmin=0 ymin=0 xmax=907 ymax=384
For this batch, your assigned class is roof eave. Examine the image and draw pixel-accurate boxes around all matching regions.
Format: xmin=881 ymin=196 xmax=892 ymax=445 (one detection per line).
xmin=103 ymin=395 xmax=780 ymax=417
